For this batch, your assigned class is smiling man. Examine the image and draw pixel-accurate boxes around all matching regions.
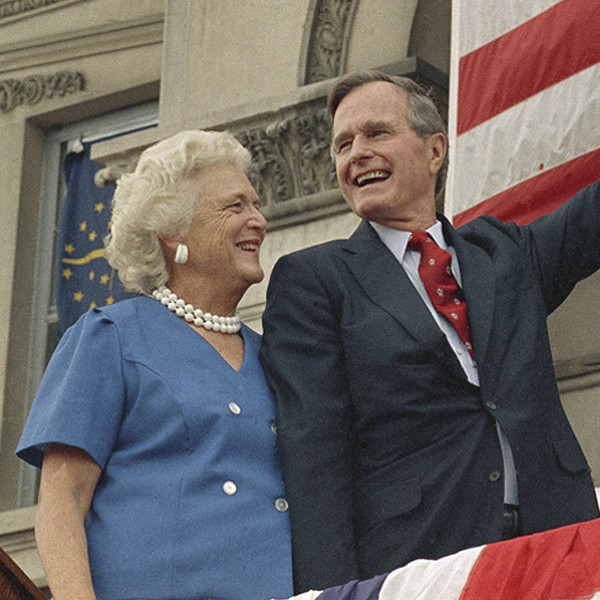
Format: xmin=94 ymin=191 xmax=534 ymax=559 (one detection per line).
xmin=260 ymin=70 xmax=600 ymax=594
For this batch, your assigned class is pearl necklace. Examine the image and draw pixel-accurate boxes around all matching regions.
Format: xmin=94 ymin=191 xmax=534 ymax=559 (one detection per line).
xmin=152 ymin=286 xmax=241 ymax=334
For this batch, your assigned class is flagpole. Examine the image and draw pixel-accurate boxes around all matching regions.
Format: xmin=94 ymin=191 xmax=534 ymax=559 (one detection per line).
xmin=444 ymin=0 xmax=462 ymax=222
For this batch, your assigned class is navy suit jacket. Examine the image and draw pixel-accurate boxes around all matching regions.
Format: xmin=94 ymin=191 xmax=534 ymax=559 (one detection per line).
xmin=260 ymin=181 xmax=600 ymax=593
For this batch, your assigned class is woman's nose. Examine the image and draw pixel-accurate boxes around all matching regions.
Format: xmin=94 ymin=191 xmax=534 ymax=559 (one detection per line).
xmin=249 ymin=205 xmax=267 ymax=231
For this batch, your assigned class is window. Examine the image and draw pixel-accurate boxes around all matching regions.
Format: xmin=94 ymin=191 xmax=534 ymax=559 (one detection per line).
xmin=15 ymin=103 xmax=158 ymax=509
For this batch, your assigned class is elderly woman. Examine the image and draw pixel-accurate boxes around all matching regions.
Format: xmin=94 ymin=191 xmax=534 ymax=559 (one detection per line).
xmin=16 ymin=130 xmax=293 ymax=600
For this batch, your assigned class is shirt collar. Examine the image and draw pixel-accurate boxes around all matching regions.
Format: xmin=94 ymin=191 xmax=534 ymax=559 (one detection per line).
xmin=370 ymin=220 xmax=447 ymax=261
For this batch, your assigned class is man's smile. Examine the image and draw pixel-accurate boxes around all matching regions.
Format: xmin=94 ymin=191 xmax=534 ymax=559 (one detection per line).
xmin=355 ymin=170 xmax=391 ymax=187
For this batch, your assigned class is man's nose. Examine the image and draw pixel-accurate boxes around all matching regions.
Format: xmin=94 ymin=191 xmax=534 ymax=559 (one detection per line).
xmin=349 ymin=135 xmax=374 ymax=162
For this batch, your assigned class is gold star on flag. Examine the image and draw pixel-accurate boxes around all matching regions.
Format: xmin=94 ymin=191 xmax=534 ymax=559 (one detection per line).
xmin=89 ymin=301 xmax=97 ymax=308
xmin=73 ymin=291 xmax=84 ymax=302
xmin=94 ymin=202 xmax=105 ymax=213
xmin=100 ymin=273 xmax=110 ymax=285
xmin=89 ymin=271 xmax=95 ymax=281
xmin=79 ymin=221 xmax=87 ymax=232
xmin=62 ymin=268 xmax=73 ymax=280
xmin=64 ymin=243 xmax=75 ymax=254
xmin=105 ymin=295 xmax=115 ymax=305
xmin=88 ymin=231 xmax=98 ymax=242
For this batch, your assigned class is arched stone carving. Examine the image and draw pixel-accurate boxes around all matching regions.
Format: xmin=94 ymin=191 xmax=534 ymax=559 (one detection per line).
xmin=0 ymin=70 xmax=85 ymax=113
xmin=302 ymin=0 xmax=360 ymax=84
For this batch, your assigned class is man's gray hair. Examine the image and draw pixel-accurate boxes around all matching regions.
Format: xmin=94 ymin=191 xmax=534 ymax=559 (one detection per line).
xmin=327 ymin=70 xmax=448 ymax=200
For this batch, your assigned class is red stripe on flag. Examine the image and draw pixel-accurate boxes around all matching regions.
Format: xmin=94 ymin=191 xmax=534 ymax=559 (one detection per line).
xmin=452 ymin=149 xmax=600 ymax=227
xmin=457 ymin=0 xmax=600 ymax=135
xmin=457 ymin=518 xmax=600 ymax=600
xmin=459 ymin=519 xmax=600 ymax=600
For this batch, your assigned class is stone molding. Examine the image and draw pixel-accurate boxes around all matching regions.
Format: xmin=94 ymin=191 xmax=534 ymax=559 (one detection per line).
xmin=0 ymin=0 xmax=67 ymax=21
xmin=555 ymin=353 xmax=600 ymax=392
xmin=93 ymin=99 xmax=342 ymax=231
xmin=0 ymin=14 xmax=164 ymax=73
xmin=302 ymin=0 xmax=359 ymax=84
xmin=0 ymin=70 xmax=84 ymax=113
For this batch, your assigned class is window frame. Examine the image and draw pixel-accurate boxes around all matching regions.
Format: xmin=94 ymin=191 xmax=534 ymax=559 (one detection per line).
xmin=17 ymin=102 xmax=159 ymax=508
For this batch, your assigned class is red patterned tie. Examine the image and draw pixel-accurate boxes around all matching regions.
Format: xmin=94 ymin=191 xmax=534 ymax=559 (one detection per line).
xmin=408 ymin=231 xmax=474 ymax=358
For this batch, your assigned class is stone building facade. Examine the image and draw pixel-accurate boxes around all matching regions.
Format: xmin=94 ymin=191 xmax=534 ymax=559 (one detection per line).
xmin=0 ymin=0 xmax=598 ymax=592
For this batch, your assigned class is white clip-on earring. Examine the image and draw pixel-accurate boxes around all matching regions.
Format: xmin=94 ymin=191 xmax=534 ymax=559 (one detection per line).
xmin=174 ymin=243 xmax=189 ymax=264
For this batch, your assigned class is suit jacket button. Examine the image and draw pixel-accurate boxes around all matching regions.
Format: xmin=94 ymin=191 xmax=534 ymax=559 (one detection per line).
xmin=488 ymin=470 xmax=501 ymax=482
xmin=486 ymin=401 xmax=498 ymax=410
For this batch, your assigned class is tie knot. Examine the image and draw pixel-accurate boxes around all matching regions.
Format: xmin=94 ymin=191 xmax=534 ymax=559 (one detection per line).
xmin=407 ymin=231 xmax=433 ymax=250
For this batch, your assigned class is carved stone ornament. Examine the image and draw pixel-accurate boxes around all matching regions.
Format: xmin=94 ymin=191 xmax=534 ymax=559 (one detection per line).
xmin=0 ymin=70 xmax=85 ymax=113
xmin=237 ymin=106 xmax=337 ymax=208
xmin=0 ymin=0 xmax=63 ymax=20
xmin=304 ymin=0 xmax=358 ymax=84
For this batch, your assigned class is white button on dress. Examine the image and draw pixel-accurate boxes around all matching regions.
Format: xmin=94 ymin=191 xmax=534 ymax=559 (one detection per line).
xmin=275 ymin=498 xmax=289 ymax=512
xmin=222 ymin=480 xmax=237 ymax=495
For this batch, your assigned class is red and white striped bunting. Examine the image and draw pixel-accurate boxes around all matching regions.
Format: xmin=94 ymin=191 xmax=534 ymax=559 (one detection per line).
xmin=284 ymin=515 xmax=600 ymax=600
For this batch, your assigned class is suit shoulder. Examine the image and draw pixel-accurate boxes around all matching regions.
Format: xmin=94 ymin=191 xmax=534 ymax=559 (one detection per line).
xmin=274 ymin=238 xmax=347 ymax=267
xmin=456 ymin=214 xmax=524 ymax=251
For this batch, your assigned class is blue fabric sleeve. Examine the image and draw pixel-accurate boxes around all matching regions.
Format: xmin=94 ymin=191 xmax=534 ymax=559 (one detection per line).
xmin=16 ymin=308 xmax=126 ymax=470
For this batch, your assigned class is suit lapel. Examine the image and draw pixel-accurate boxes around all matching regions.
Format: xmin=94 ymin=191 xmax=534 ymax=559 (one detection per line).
xmin=341 ymin=221 xmax=461 ymax=367
xmin=443 ymin=218 xmax=495 ymax=363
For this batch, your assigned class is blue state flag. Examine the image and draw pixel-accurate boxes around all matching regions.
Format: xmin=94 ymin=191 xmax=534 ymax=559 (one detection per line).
xmin=57 ymin=142 xmax=136 ymax=337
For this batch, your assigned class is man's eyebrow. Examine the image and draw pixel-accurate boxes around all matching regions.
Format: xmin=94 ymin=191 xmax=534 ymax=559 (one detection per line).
xmin=333 ymin=120 xmax=395 ymax=147
xmin=332 ymin=130 xmax=352 ymax=148
xmin=361 ymin=119 xmax=394 ymax=131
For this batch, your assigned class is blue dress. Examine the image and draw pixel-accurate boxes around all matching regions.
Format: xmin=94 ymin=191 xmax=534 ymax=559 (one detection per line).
xmin=17 ymin=296 xmax=293 ymax=600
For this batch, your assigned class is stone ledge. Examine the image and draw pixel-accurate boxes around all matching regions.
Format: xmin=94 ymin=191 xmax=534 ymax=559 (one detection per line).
xmin=0 ymin=506 xmax=45 ymax=589
xmin=0 ymin=13 xmax=164 ymax=73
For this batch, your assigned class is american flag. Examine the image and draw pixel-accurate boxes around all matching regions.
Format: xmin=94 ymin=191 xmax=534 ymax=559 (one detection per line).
xmin=446 ymin=0 xmax=600 ymax=226
xmin=284 ymin=516 xmax=600 ymax=600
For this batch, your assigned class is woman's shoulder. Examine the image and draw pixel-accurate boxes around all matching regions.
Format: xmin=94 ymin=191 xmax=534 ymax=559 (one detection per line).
xmin=94 ymin=294 xmax=149 ymax=320
xmin=58 ymin=296 xmax=157 ymax=352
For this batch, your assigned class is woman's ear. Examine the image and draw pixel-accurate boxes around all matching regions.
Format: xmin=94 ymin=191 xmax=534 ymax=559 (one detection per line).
xmin=158 ymin=234 xmax=189 ymax=265
xmin=157 ymin=233 xmax=180 ymax=253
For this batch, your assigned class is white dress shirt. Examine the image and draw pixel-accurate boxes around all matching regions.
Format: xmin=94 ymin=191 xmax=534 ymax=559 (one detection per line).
xmin=371 ymin=220 xmax=518 ymax=505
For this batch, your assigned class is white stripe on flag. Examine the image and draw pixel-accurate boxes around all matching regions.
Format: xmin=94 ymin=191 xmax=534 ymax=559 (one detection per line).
xmin=281 ymin=591 xmax=321 ymax=600
xmin=378 ymin=546 xmax=481 ymax=600
xmin=450 ymin=64 xmax=600 ymax=217
xmin=457 ymin=0 xmax=561 ymax=55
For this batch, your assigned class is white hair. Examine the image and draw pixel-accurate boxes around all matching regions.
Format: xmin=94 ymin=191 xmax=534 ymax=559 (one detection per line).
xmin=104 ymin=130 xmax=251 ymax=294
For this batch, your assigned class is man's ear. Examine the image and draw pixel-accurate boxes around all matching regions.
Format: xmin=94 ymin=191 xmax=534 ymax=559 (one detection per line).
xmin=428 ymin=132 xmax=447 ymax=175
